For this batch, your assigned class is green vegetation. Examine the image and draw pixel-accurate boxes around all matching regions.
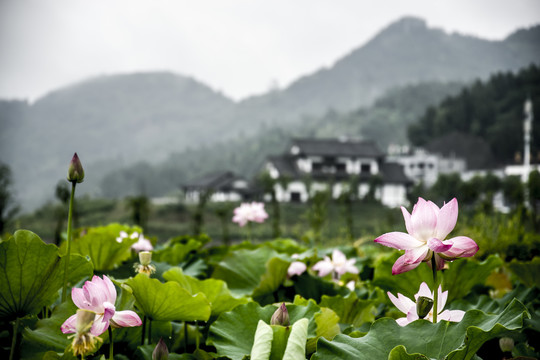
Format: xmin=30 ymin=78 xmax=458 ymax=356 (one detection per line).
xmin=409 ymin=64 xmax=540 ymax=166
xmin=11 ymin=197 xmax=404 ymax=246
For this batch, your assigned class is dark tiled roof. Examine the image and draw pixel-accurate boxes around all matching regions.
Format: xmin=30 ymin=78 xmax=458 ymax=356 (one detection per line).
xmin=291 ymin=138 xmax=384 ymax=158
xmin=183 ymin=171 xmax=246 ymax=191
xmin=267 ymin=155 xmax=299 ymax=178
xmin=380 ymin=162 xmax=413 ymax=184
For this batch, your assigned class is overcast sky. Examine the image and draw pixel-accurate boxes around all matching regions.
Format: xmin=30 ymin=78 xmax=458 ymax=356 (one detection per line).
xmin=1 ymin=0 xmax=539 ymax=102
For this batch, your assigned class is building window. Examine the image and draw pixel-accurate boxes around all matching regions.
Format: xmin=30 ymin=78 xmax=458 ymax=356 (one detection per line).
xmin=336 ymin=163 xmax=346 ymax=173
xmin=312 ymin=162 xmax=322 ymax=172
xmin=290 ymin=192 xmax=301 ymax=203
xmin=361 ymin=163 xmax=371 ymax=173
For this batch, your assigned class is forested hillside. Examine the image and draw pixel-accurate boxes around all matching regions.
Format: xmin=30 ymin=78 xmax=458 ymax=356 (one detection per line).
xmin=409 ymin=64 xmax=540 ymax=166
xmin=99 ymin=81 xmax=464 ymax=197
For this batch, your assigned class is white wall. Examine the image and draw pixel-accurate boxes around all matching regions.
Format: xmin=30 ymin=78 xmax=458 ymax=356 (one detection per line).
xmin=380 ymin=184 xmax=408 ymax=208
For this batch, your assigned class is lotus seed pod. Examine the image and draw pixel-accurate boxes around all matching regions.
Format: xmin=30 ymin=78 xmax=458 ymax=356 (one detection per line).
xmin=416 ymin=296 xmax=434 ymax=319
xmin=139 ymin=251 xmax=152 ymax=266
xmin=499 ymin=337 xmax=514 ymax=352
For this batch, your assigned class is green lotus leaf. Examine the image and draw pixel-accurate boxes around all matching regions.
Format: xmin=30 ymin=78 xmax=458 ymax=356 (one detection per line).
xmin=152 ymin=239 xmax=203 ymax=265
xmin=372 ymin=252 xmax=432 ymax=299
xmin=0 ymin=230 xmax=93 ymax=320
xmin=208 ymin=302 xmax=277 ymax=360
xmin=260 ymin=238 xmax=308 ymax=255
xmin=388 ymin=345 xmax=429 ymax=360
xmin=211 ymin=247 xmax=289 ymax=300
xmin=134 ymin=344 xmax=185 ymax=360
xmin=163 ymin=267 xmax=248 ymax=316
xmin=21 ymin=298 xmax=82 ymax=359
xmin=307 ymin=306 xmax=340 ymax=354
xmin=250 ymin=320 xmax=273 ymax=360
xmin=124 ymin=274 xmax=211 ymax=322
xmin=68 ymin=224 xmax=138 ymax=271
xmin=312 ymin=298 xmax=529 ymax=360
xmin=319 ymin=291 xmax=379 ymax=327
xmin=442 ymin=255 xmax=503 ymax=303
xmin=283 ymin=318 xmax=309 ymax=360
xmin=372 ymin=253 xmax=503 ymax=304
xmin=208 ymin=299 xmax=338 ymax=360
xmin=507 ymin=256 xmax=540 ymax=287
xmin=292 ymin=272 xmax=347 ymax=303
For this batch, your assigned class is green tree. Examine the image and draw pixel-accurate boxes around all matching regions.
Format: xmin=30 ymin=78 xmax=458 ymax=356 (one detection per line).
xmin=528 ymin=170 xmax=540 ymax=229
xmin=502 ymin=175 xmax=524 ymax=210
xmin=127 ymin=195 xmax=150 ymax=230
xmin=192 ymin=190 xmax=211 ymax=236
xmin=53 ymin=181 xmax=70 ymax=246
xmin=0 ymin=163 xmax=19 ymax=234
xmin=306 ymin=189 xmax=330 ymax=244
xmin=215 ymin=203 xmax=233 ymax=246
xmin=256 ymin=172 xmax=281 ymax=238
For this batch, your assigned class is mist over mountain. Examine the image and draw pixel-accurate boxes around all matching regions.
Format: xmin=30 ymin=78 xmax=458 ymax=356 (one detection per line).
xmin=1 ymin=16 xmax=539 ymax=210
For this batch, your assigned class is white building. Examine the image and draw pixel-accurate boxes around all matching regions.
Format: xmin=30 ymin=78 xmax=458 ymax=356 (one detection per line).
xmin=264 ymin=138 xmax=412 ymax=207
xmin=387 ymin=147 xmax=466 ymax=187
xmin=183 ymin=171 xmax=251 ymax=203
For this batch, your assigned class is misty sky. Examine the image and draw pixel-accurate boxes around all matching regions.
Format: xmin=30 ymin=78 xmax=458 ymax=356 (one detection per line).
xmin=1 ymin=0 xmax=539 ymax=101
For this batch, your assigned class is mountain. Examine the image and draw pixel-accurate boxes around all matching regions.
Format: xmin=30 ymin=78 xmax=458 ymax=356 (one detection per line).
xmin=1 ymin=16 xmax=540 ymax=210
xmin=1 ymin=73 xmax=237 ymax=209
xmin=234 ymin=17 xmax=540 ymax=126
xmin=94 ymin=81 xmax=465 ymax=198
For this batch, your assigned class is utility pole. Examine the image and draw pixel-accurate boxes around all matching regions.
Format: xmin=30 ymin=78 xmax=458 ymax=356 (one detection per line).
xmin=523 ymin=97 xmax=533 ymax=183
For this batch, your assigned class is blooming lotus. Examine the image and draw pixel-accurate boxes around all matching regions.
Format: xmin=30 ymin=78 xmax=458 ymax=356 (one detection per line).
xmin=116 ymin=230 xmax=139 ymax=243
xmin=287 ymin=261 xmax=307 ymax=277
xmin=388 ymin=282 xmax=465 ymax=326
xmin=374 ymin=197 xmax=478 ymax=275
xmin=312 ymin=249 xmax=359 ymax=280
xmin=131 ymin=234 xmax=153 ymax=252
xmin=232 ymin=202 xmax=268 ymax=227
xmin=61 ymin=275 xmax=142 ymax=336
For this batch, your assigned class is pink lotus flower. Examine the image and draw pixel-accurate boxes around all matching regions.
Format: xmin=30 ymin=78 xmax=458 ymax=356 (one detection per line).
xmin=374 ymin=197 xmax=478 ymax=275
xmin=287 ymin=261 xmax=307 ymax=277
xmin=312 ymin=249 xmax=359 ymax=279
xmin=131 ymin=234 xmax=153 ymax=252
xmin=388 ymin=282 xmax=465 ymax=326
xmin=61 ymin=275 xmax=142 ymax=336
xmin=232 ymin=202 xmax=268 ymax=227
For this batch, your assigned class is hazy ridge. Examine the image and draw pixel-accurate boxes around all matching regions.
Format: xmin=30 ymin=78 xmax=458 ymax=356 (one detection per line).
xmin=1 ymin=16 xmax=539 ymax=210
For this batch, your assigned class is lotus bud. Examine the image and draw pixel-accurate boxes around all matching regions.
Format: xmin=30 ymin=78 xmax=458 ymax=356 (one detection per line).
xmin=67 ymin=153 xmax=85 ymax=183
xmin=271 ymin=302 xmax=290 ymax=326
xmin=499 ymin=337 xmax=514 ymax=352
xmin=153 ymin=337 xmax=169 ymax=360
xmin=416 ymin=296 xmax=433 ymax=319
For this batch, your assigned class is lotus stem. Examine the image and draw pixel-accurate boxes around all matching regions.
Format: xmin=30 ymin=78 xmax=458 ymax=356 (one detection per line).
xmin=141 ymin=315 xmax=147 ymax=345
xmin=108 ymin=327 xmax=114 ymax=360
xmin=195 ymin=321 xmax=199 ymax=351
xmin=9 ymin=317 xmax=20 ymax=360
xmin=184 ymin=321 xmax=188 ymax=352
xmin=62 ymin=181 xmax=76 ymax=302
xmin=431 ymin=256 xmax=438 ymax=323
xmin=247 ymin=222 xmax=253 ymax=242
xmin=148 ymin=319 xmax=152 ymax=344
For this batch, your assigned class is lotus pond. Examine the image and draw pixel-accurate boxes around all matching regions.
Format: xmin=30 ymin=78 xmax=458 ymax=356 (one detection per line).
xmin=1 ymin=197 xmax=539 ymax=359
